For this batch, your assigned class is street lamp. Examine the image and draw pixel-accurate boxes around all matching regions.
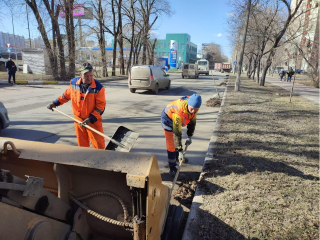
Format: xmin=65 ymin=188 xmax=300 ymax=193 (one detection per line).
xmin=11 ymin=10 xmax=19 ymax=71
xmin=25 ymin=3 xmax=32 ymax=48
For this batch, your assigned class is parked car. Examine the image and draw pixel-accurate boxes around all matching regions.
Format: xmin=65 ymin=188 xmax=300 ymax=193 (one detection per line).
xmin=0 ymin=55 xmax=5 ymax=71
xmin=295 ymin=69 xmax=303 ymax=74
xmin=0 ymin=101 xmax=10 ymax=135
xmin=182 ymin=63 xmax=199 ymax=79
xmin=128 ymin=65 xmax=171 ymax=94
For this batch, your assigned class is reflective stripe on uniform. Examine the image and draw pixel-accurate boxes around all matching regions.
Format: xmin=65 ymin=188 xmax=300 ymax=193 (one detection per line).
xmin=94 ymin=107 xmax=103 ymax=114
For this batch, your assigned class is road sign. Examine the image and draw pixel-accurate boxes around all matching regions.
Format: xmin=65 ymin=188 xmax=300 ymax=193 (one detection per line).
xmin=6 ymin=43 xmax=10 ymax=48
xmin=233 ymin=61 xmax=237 ymax=65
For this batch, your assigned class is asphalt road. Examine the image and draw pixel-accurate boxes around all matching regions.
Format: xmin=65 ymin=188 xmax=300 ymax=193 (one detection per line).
xmin=0 ymin=72 xmax=228 ymax=178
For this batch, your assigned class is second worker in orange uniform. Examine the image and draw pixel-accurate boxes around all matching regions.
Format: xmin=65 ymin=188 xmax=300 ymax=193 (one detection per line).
xmin=47 ymin=63 xmax=106 ymax=149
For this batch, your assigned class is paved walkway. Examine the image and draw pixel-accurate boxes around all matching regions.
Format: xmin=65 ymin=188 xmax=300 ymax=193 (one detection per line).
xmin=265 ymin=76 xmax=319 ymax=104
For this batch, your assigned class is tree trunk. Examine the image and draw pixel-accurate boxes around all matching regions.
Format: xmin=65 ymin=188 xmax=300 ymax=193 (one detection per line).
xmin=98 ymin=0 xmax=108 ymax=77
xmin=256 ymin=58 xmax=261 ymax=83
xmin=111 ymin=0 xmax=118 ymax=76
xmin=148 ymin=38 xmax=157 ymax=65
xmin=64 ymin=0 xmax=75 ymax=79
xmin=235 ymin=0 xmax=251 ymax=91
xmin=116 ymin=0 xmax=124 ymax=75
xmin=141 ymin=28 xmax=147 ymax=65
xmin=125 ymin=0 xmax=135 ymax=75
xmin=247 ymin=53 xmax=253 ymax=78
xmin=43 ymin=0 xmax=66 ymax=80
xmin=260 ymin=50 xmax=275 ymax=86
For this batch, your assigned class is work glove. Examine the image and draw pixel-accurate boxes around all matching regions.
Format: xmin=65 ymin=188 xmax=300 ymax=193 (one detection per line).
xmin=79 ymin=118 xmax=91 ymax=127
xmin=47 ymin=103 xmax=56 ymax=111
xmin=178 ymin=151 xmax=184 ymax=163
xmin=185 ymin=137 xmax=192 ymax=146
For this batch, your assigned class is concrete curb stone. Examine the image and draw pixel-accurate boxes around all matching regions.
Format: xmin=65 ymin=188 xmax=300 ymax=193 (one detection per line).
xmin=181 ymin=79 xmax=229 ymax=240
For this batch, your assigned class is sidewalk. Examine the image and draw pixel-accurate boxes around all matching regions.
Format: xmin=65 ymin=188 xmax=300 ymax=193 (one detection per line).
xmin=265 ymin=75 xmax=319 ymax=104
xmin=0 ymin=76 xmax=127 ymax=85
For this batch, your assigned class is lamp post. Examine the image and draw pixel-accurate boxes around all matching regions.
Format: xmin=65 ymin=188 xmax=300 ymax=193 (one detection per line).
xmin=26 ymin=3 xmax=32 ymax=48
xmin=11 ymin=14 xmax=19 ymax=71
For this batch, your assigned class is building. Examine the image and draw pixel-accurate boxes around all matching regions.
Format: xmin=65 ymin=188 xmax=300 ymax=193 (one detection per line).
xmin=22 ymin=49 xmax=51 ymax=75
xmin=0 ymin=32 xmax=25 ymax=52
xmin=288 ymin=0 xmax=319 ymax=72
xmin=154 ymin=33 xmax=197 ymax=68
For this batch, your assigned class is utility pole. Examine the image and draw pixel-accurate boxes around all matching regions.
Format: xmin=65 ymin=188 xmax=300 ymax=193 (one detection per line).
xmin=26 ymin=4 xmax=32 ymax=48
xmin=235 ymin=0 xmax=251 ymax=91
xmin=11 ymin=14 xmax=19 ymax=71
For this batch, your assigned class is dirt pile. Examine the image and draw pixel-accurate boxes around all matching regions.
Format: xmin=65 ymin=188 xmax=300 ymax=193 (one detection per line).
xmin=206 ymin=98 xmax=222 ymax=107
xmin=173 ymin=178 xmax=198 ymax=208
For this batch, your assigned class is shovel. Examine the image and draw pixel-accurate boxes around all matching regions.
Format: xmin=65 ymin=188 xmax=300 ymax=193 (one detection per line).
xmin=171 ymin=144 xmax=189 ymax=193
xmin=52 ymin=108 xmax=139 ymax=152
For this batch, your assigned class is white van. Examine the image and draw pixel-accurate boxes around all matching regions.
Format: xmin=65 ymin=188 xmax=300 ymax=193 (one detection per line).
xmin=128 ymin=65 xmax=171 ymax=94
xmin=182 ymin=63 xmax=199 ymax=79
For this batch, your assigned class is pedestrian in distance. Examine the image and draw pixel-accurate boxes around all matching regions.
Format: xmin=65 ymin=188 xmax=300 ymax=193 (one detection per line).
xmin=5 ymin=57 xmax=17 ymax=85
xmin=161 ymin=94 xmax=202 ymax=176
xmin=287 ymin=68 xmax=295 ymax=82
xmin=47 ymin=63 xmax=107 ymax=149
xmin=279 ymin=69 xmax=285 ymax=81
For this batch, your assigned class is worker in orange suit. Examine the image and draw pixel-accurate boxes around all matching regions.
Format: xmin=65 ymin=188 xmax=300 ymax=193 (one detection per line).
xmin=47 ymin=63 xmax=106 ymax=149
xmin=161 ymin=94 xmax=202 ymax=176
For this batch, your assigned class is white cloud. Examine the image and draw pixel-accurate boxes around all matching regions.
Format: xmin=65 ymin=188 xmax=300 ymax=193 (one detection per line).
xmin=226 ymin=12 xmax=235 ymax=17
xmin=217 ymin=33 xmax=222 ymax=37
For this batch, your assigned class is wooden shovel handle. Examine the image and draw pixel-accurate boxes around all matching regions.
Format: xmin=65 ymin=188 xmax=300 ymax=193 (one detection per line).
xmin=52 ymin=108 xmax=128 ymax=150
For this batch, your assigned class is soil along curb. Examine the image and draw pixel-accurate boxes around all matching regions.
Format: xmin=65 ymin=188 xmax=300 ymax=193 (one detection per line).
xmin=182 ymin=78 xmax=229 ymax=240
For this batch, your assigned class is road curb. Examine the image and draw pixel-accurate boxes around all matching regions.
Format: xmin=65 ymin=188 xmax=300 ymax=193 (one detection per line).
xmin=0 ymin=77 xmax=127 ymax=86
xmin=181 ymin=79 xmax=229 ymax=240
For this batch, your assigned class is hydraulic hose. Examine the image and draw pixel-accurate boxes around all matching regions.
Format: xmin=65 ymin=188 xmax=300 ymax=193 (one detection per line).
xmin=69 ymin=194 xmax=133 ymax=228
xmin=45 ymin=188 xmax=133 ymax=229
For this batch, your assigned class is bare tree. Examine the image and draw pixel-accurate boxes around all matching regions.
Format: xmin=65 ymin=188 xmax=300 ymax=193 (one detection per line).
xmin=205 ymin=43 xmax=228 ymax=66
xmin=42 ymin=0 xmax=67 ymax=79
xmin=259 ymin=0 xmax=304 ymax=86
xmin=122 ymin=0 xmax=138 ymax=74
xmin=62 ymin=0 xmax=76 ymax=79
xmin=235 ymin=0 xmax=251 ymax=91
xmin=25 ymin=0 xmax=59 ymax=79
xmin=137 ymin=0 xmax=171 ymax=64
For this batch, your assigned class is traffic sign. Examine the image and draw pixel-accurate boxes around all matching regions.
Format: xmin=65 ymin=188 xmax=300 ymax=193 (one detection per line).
xmin=233 ymin=61 xmax=237 ymax=65
xmin=6 ymin=43 xmax=10 ymax=48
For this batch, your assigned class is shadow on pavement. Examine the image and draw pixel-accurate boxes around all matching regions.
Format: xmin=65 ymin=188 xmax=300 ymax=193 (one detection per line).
xmin=0 ymin=128 xmax=75 ymax=144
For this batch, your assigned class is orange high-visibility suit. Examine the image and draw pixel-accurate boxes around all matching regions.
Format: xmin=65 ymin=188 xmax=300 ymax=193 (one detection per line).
xmin=53 ymin=77 xmax=106 ymax=149
xmin=161 ymin=96 xmax=198 ymax=167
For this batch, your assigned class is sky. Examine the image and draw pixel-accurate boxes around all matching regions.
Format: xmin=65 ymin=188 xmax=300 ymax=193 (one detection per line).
xmin=0 ymin=0 xmax=233 ymax=58
xmin=153 ymin=0 xmax=234 ymax=58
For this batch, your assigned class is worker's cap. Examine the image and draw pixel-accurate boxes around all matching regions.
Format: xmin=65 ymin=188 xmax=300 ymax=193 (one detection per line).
xmin=188 ymin=94 xmax=202 ymax=108
xmin=80 ymin=62 xmax=93 ymax=74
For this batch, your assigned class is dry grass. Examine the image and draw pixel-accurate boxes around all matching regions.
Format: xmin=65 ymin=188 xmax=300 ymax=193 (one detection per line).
xmin=195 ymin=76 xmax=319 ymax=239
xmin=0 ymin=71 xmax=54 ymax=81
xmin=0 ymin=70 xmax=126 ymax=82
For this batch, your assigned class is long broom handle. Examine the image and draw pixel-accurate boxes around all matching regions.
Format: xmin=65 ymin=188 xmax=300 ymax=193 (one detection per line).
xmin=52 ymin=108 xmax=129 ymax=150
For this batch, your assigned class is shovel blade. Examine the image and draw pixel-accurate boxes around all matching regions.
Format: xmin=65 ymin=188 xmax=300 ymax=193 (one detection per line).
xmin=105 ymin=126 xmax=139 ymax=152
